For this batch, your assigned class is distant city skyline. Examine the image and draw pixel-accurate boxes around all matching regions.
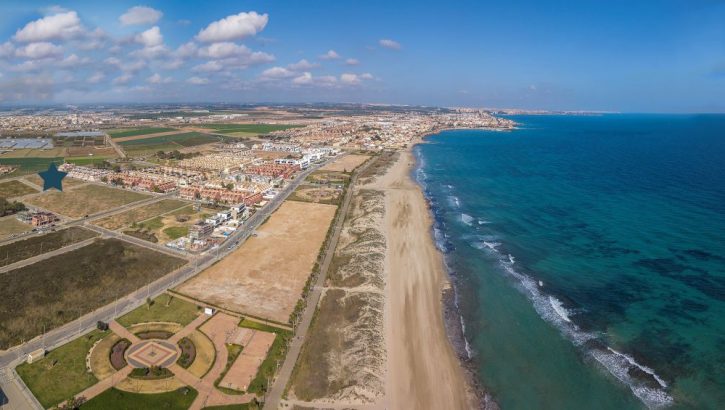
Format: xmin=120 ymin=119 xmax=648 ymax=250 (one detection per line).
xmin=0 ymin=0 xmax=723 ymax=112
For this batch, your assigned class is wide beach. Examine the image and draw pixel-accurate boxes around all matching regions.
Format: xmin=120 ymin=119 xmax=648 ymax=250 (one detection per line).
xmin=375 ymin=146 xmax=476 ymax=409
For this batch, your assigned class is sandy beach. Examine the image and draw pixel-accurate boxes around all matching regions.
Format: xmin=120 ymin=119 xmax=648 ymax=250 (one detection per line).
xmin=374 ymin=148 xmax=475 ymax=409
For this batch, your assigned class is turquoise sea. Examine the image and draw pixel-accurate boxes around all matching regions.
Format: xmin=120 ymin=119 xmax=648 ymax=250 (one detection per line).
xmin=414 ymin=115 xmax=725 ymax=409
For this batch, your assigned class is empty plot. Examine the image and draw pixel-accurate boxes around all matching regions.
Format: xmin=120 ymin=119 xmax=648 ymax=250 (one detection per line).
xmin=196 ymin=123 xmax=301 ymax=135
xmin=93 ymin=199 xmax=188 ymax=230
xmin=319 ymin=154 xmax=370 ymax=172
xmin=0 ymin=238 xmax=186 ymax=349
xmin=24 ymin=184 xmax=150 ymax=218
xmin=176 ymin=200 xmax=336 ymax=323
xmin=0 ymin=215 xmax=32 ymax=239
xmin=0 ymin=226 xmax=98 ymax=267
xmin=108 ymin=127 xmax=177 ymax=138
xmin=0 ymin=180 xmax=38 ymax=197
xmin=219 ymin=330 xmax=275 ymax=391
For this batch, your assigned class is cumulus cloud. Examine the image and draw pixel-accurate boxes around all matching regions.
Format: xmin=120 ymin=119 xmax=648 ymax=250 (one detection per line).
xmin=340 ymin=73 xmax=361 ymax=85
xmin=288 ymin=59 xmax=318 ymax=71
xmin=379 ymin=38 xmax=401 ymax=50
xmin=292 ymin=72 xmax=337 ymax=87
xmin=59 ymin=54 xmax=91 ymax=67
xmin=260 ymin=66 xmax=295 ymax=79
xmin=320 ymin=49 xmax=340 ymax=60
xmin=135 ymin=26 xmax=163 ymax=48
xmin=0 ymin=42 xmax=14 ymax=58
xmin=147 ymin=73 xmax=172 ymax=84
xmin=345 ymin=58 xmax=360 ymax=66
xmin=15 ymin=42 xmax=63 ymax=59
xmin=196 ymin=11 xmax=268 ymax=42
xmin=199 ymin=42 xmax=251 ymax=59
xmin=14 ymin=11 xmax=84 ymax=42
xmin=292 ymin=72 xmax=313 ymax=85
xmin=87 ymin=72 xmax=105 ymax=84
xmin=120 ymin=6 xmax=163 ymax=26
xmin=186 ymin=76 xmax=209 ymax=85
xmin=360 ymin=72 xmax=374 ymax=80
xmin=192 ymin=60 xmax=224 ymax=72
xmin=112 ymin=73 xmax=133 ymax=85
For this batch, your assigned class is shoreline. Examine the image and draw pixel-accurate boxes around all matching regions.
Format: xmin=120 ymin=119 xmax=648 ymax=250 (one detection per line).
xmin=409 ymin=135 xmax=497 ymax=409
xmin=378 ymin=141 xmax=482 ymax=409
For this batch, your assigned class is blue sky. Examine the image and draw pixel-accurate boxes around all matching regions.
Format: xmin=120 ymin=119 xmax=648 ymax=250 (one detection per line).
xmin=0 ymin=0 xmax=723 ymax=112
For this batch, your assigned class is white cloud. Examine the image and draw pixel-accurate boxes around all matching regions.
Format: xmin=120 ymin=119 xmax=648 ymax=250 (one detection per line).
xmin=345 ymin=58 xmax=360 ymax=66
xmin=360 ymin=73 xmax=374 ymax=80
xmin=199 ymin=42 xmax=251 ymax=59
xmin=192 ymin=60 xmax=224 ymax=72
xmin=147 ymin=73 xmax=172 ymax=84
xmin=14 ymin=11 xmax=84 ymax=42
xmin=120 ymin=6 xmax=163 ymax=26
xmin=135 ymin=26 xmax=163 ymax=47
xmin=292 ymin=72 xmax=313 ymax=85
xmin=196 ymin=11 xmax=268 ymax=42
xmin=320 ymin=50 xmax=340 ymax=60
xmin=112 ymin=73 xmax=133 ymax=85
xmin=0 ymin=42 xmax=15 ymax=58
xmin=260 ymin=66 xmax=295 ymax=79
xmin=288 ymin=59 xmax=318 ymax=71
xmin=87 ymin=72 xmax=105 ymax=84
xmin=175 ymin=42 xmax=198 ymax=58
xmin=379 ymin=39 xmax=401 ymax=50
xmin=162 ymin=59 xmax=184 ymax=70
xmin=186 ymin=76 xmax=209 ymax=85
xmin=59 ymin=54 xmax=90 ymax=67
xmin=292 ymin=72 xmax=337 ymax=87
xmin=15 ymin=42 xmax=63 ymax=59
xmin=340 ymin=73 xmax=361 ymax=85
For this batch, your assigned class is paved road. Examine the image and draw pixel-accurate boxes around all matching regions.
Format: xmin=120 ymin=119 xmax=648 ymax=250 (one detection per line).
xmin=263 ymin=157 xmax=375 ymax=410
xmin=0 ymin=156 xmax=336 ymax=410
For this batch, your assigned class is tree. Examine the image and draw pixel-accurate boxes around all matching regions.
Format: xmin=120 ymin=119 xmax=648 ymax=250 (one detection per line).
xmin=58 ymin=395 xmax=86 ymax=409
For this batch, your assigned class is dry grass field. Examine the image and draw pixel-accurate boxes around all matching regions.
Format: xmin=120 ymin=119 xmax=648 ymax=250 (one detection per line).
xmin=0 ymin=215 xmax=32 ymax=239
xmin=123 ymin=204 xmax=215 ymax=244
xmin=93 ymin=199 xmax=188 ymax=230
xmin=176 ymin=200 xmax=336 ymax=323
xmin=0 ymin=238 xmax=186 ymax=349
xmin=319 ymin=154 xmax=370 ymax=172
xmin=288 ymin=185 xmax=342 ymax=205
xmin=24 ymin=184 xmax=150 ymax=218
xmin=0 ymin=180 xmax=38 ymax=198
xmin=23 ymin=174 xmax=86 ymax=188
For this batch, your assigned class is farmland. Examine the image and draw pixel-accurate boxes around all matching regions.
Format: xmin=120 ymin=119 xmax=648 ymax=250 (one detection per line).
xmin=0 ymin=157 xmax=63 ymax=178
xmin=0 ymin=238 xmax=187 ymax=349
xmin=24 ymin=184 xmax=150 ymax=218
xmin=107 ymin=127 xmax=178 ymax=138
xmin=196 ymin=123 xmax=302 ymax=137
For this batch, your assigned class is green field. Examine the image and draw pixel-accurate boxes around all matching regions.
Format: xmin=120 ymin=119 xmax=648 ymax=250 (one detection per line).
xmin=117 ymin=293 xmax=199 ymax=328
xmin=0 ymin=180 xmax=38 ymax=198
xmin=196 ymin=124 xmax=302 ymax=135
xmin=81 ymin=387 xmax=198 ymax=410
xmin=0 ymin=238 xmax=187 ymax=349
xmin=238 ymin=320 xmax=291 ymax=395
xmin=108 ymin=127 xmax=177 ymax=138
xmin=0 ymin=157 xmax=63 ymax=178
xmin=0 ymin=226 xmax=98 ymax=268
xmin=64 ymin=156 xmax=116 ymax=166
xmin=17 ymin=330 xmax=106 ymax=408
xmin=119 ymin=132 xmax=220 ymax=147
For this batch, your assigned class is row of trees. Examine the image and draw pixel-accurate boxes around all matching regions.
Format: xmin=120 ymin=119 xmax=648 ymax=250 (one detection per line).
xmin=0 ymin=197 xmax=26 ymax=217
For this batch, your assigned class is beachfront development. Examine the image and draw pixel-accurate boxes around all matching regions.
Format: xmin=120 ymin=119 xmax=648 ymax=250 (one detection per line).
xmin=0 ymin=104 xmax=513 ymax=409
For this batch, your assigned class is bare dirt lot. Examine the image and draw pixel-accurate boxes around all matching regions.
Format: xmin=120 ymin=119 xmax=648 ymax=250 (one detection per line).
xmin=24 ymin=184 xmax=150 ymax=218
xmin=176 ymin=200 xmax=336 ymax=323
xmin=319 ymin=154 xmax=370 ymax=173
xmin=93 ymin=199 xmax=188 ymax=231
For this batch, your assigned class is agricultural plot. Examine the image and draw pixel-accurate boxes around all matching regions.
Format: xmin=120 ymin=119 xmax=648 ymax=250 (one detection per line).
xmin=319 ymin=154 xmax=370 ymax=173
xmin=196 ymin=123 xmax=302 ymax=136
xmin=123 ymin=204 xmax=214 ymax=244
xmin=93 ymin=199 xmax=188 ymax=230
xmin=0 ymin=238 xmax=186 ymax=349
xmin=108 ymin=127 xmax=177 ymax=138
xmin=0 ymin=226 xmax=97 ymax=268
xmin=0 ymin=179 xmax=38 ymax=198
xmin=176 ymin=200 xmax=336 ymax=323
xmin=24 ymin=184 xmax=150 ymax=218
xmin=0 ymin=215 xmax=32 ymax=239
xmin=0 ymin=156 xmax=63 ymax=178
xmin=119 ymin=132 xmax=220 ymax=148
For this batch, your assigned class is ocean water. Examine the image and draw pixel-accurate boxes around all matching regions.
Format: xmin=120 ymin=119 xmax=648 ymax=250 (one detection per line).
xmin=414 ymin=115 xmax=725 ymax=410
